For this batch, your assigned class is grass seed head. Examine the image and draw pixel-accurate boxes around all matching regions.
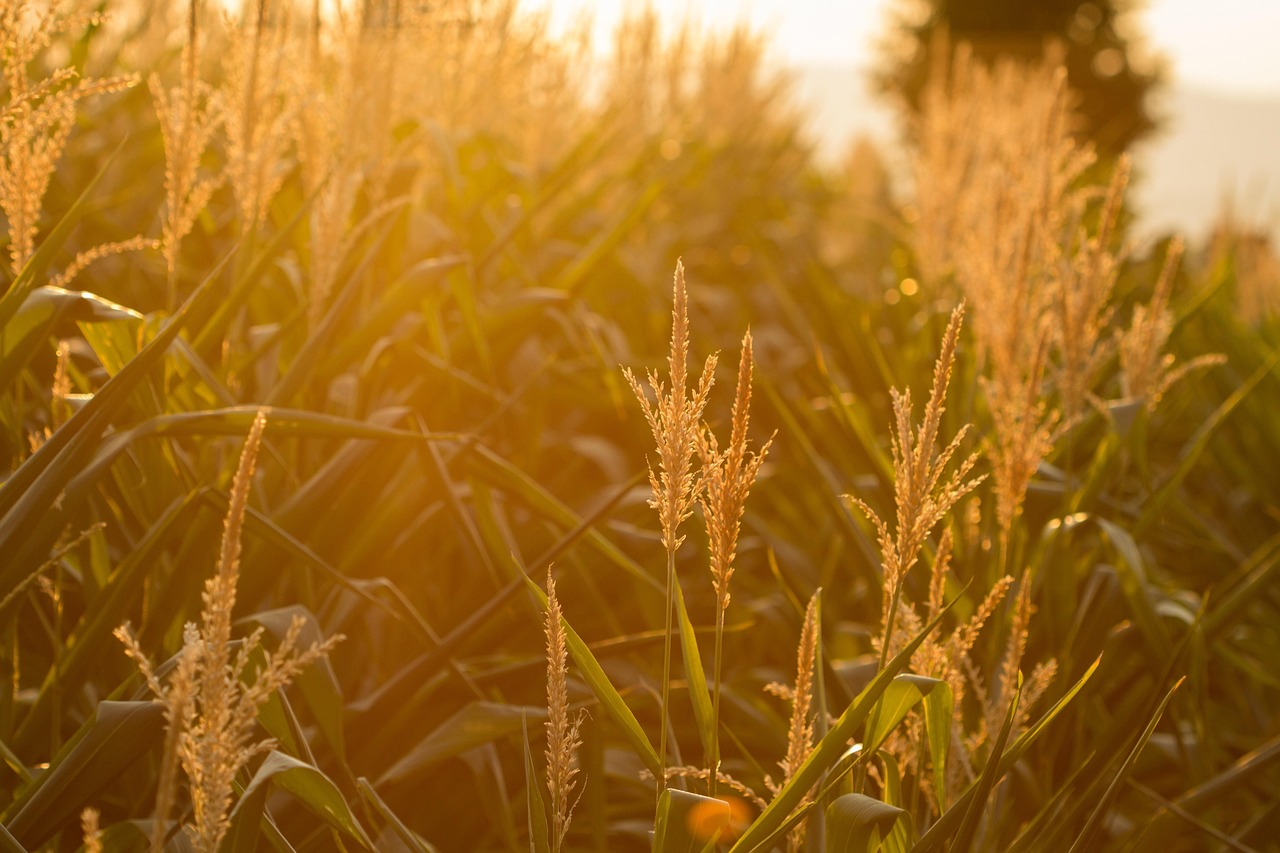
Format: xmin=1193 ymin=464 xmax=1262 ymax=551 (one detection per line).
xmin=544 ymin=571 xmax=584 ymax=853
xmin=624 ymin=259 xmax=718 ymax=553
xmin=699 ymin=329 xmax=773 ymax=610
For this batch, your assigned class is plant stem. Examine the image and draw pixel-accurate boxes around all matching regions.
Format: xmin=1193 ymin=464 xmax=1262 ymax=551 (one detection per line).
xmin=856 ymin=575 xmax=905 ymax=792
xmin=657 ymin=545 xmax=675 ymax=800
xmin=710 ymin=603 xmax=725 ymax=800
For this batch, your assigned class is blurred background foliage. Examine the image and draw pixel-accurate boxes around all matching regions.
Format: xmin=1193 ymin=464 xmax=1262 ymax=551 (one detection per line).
xmin=873 ymin=0 xmax=1166 ymax=157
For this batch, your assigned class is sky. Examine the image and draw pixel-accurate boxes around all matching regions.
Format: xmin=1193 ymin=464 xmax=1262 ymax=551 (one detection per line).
xmin=523 ymin=0 xmax=1280 ymax=97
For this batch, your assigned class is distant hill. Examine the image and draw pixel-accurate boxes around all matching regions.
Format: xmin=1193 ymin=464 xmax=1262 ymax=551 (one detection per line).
xmin=787 ymin=62 xmax=1280 ymax=244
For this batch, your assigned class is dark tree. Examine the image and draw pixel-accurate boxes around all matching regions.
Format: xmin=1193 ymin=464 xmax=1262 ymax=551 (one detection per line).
xmin=874 ymin=0 xmax=1166 ymax=157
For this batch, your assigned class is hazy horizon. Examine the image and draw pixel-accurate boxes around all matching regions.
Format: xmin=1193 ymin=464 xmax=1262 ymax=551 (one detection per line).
xmin=523 ymin=0 xmax=1280 ymax=243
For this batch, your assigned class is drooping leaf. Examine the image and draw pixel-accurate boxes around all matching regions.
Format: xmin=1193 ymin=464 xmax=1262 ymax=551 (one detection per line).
xmin=378 ymin=702 xmax=546 ymax=787
xmin=865 ymin=675 xmax=943 ymax=752
xmin=4 ymin=701 xmax=164 ymax=848
xmin=222 ymin=751 xmax=372 ymax=852
xmin=824 ymin=794 xmax=907 ymax=853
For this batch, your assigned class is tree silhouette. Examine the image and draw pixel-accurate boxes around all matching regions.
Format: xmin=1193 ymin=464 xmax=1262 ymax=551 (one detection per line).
xmin=874 ymin=0 xmax=1166 ymax=157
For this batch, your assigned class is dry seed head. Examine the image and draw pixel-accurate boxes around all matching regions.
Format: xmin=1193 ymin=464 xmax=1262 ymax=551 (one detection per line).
xmin=762 ymin=590 xmax=820 ymax=853
xmin=81 ymin=807 xmax=102 ymax=853
xmin=624 ymin=260 xmax=718 ymax=552
xmin=1049 ymin=157 xmax=1129 ymax=422
xmin=117 ymin=410 xmax=341 ymax=852
xmin=781 ymin=591 xmax=820 ymax=783
xmin=850 ymin=304 xmax=984 ymax=596
xmin=995 ymin=580 xmax=1034 ymax=728
xmin=152 ymin=1 xmax=224 ymax=279
xmin=544 ymin=571 xmax=583 ymax=853
xmin=653 ymin=766 xmax=767 ymax=809
xmin=50 ymin=237 xmax=161 ymax=290
xmin=222 ymin=0 xmax=294 ymax=234
xmin=1016 ymin=659 xmax=1059 ymax=732
xmin=0 ymin=1 xmax=136 ymax=273
xmin=984 ymin=328 xmax=1059 ymax=541
xmin=699 ymin=329 xmax=773 ymax=609
xmin=1119 ymin=238 xmax=1226 ymax=411
xmin=926 ymin=528 xmax=953 ymax=623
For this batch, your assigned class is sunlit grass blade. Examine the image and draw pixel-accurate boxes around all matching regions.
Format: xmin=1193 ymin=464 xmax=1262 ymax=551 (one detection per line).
xmin=911 ymin=655 xmax=1102 ymax=853
xmin=949 ymin=674 xmax=1020 ymax=853
xmin=1066 ymin=677 xmax=1184 ymax=853
xmin=522 ymin=714 xmax=552 ymax=853
xmin=674 ymin=576 xmax=716 ymax=763
xmin=865 ymin=675 xmax=943 ymax=753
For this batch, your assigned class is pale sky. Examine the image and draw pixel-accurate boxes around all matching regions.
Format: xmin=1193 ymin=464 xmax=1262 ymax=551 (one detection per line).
xmin=524 ymin=0 xmax=1280 ymax=97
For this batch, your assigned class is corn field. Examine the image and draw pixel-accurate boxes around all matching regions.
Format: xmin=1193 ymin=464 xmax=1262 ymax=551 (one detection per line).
xmin=2 ymin=0 xmax=1279 ymax=851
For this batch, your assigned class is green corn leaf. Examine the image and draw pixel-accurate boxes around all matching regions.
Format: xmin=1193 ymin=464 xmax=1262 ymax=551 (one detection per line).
xmin=222 ymin=751 xmax=372 ymax=852
xmin=877 ymin=754 xmax=910 ymax=853
xmin=911 ymin=655 xmax=1101 ymax=853
xmin=0 ymin=249 xmax=231 ymax=578
xmin=824 ymin=794 xmax=907 ymax=853
xmin=654 ymin=789 xmax=730 ymax=853
xmin=470 ymin=447 xmax=661 ymax=593
xmin=523 ymin=714 xmax=552 ymax=853
xmin=356 ymin=778 xmax=441 ymax=853
xmin=13 ymin=493 xmax=205 ymax=753
xmin=922 ymin=680 xmax=954 ymax=814
xmin=865 ymin=675 xmax=943 ymax=752
xmin=4 ymin=701 xmax=164 ymax=848
xmin=674 ymin=576 xmax=715 ymax=762
xmin=0 ymin=823 xmax=25 ymax=853
xmin=949 ymin=674 xmax=1020 ymax=853
xmin=0 ymin=286 xmax=139 ymax=391
xmin=1096 ymin=517 xmax=1171 ymax=658
xmin=378 ymin=702 xmax=547 ymax=787
xmin=1067 ymin=678 xmax=1185 ymax=853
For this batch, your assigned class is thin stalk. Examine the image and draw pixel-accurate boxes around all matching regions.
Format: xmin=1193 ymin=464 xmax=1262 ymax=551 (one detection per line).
xmin=856 ymin=577 xmax=906 ymax=792
xmin=657 ymin=545 xmax=675 ymax=798
xmin=709 ymin=604 xmax=725 ymax=800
